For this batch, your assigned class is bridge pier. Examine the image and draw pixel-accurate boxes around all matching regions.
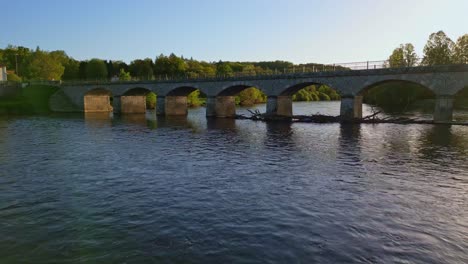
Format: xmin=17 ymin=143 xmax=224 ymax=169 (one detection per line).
xmin=158 ymin=96 xmax=189 ymax=116
xmin=266 ymin=96 xmax=293 ymax=116
xmin=121 ymin=95 xmax=146 ymax=114
xmin=434 ymin=95 xmax=454 ymax=123
xmin=84 ymin=94 xmax=112 ymax=112
xmin=206 ymin=96 xmax=236 ymax=118
xmin=340 ymin=96 xmax=363 ymax=120
xmin=113 ymin=96 xmax=121 ymax=114
xmin=156 ymin=96 xmax=166 ymax=116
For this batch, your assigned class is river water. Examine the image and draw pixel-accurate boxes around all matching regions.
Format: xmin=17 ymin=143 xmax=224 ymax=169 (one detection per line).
xmin=0 ymin=102 xmax=467 ymax=263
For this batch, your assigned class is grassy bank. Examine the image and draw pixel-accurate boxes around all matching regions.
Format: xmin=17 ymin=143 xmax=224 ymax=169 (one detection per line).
xmin=0 ymin=85 xmax=59 ymax=115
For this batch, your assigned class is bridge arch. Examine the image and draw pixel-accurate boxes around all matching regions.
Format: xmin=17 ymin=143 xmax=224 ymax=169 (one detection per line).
xmin=119 ymin=87 xmax=155 ymax=114
xmin=279 ymin=81 xmax=342 ymax=96
xmin=268 ymin=81 xmax=342 ymax=116
xmin=157 ymin=85 xmax=207 ymax=116
xmin=167 ymin=86 xmax=200 ymax=96
xmin=357 ymin=79 xmax=434 ymax=96
xmin=217 ymin=82 xmax=266 ymax=96
xmin=206 ymin=83 xmax=266 ymax=118
xmin=122 ymin=86 xmax=152 ymax=96
xmin=84 ymin=88 xmax=113 ymax=112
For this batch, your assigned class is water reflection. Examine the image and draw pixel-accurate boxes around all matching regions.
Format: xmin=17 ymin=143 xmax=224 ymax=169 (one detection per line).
xmin=2 ymin=103 xmax=468 ymax=263
xmin=206 ymin=118 xmax=237 ymax=131
xmin=118 ymin=113 xmax=157 ymax=129
xmin=338 ymin=124 xmax=362 ymax=164
xmin=84 ymin=112 xmax=112 ymax=128
xmin=157 ymin=115 xmax=197 ymax=130
xmin=264 ymin=122 xmax=293 ymax=148
xmin=419 ymin=125 xmax=468 ymax=157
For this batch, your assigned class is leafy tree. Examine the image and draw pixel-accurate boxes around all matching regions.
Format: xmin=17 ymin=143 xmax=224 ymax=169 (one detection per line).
xmin=237 ymin=87 xmax=266 ymax=106
xmin=146 ymin=92 xmax=157 ymax=109
xmin=154 ymin=54 xmax=169 ymax=75
xmin=216 ymin=61 xmax=233 ymax=77
xmin=453 ymin=34 xmax=468 ymax=64
xmin=318 ymin=85 xmax=340 ymax=100
xmin=129 ymin=59 xmax=154 ymax=80
xmin=364 ymin=82 xmax=434 ymax=111
xmin=242 ymin=64 xmax=256 ymax=75
xmin=388 ymin=43 xmax=418 ymax=67
xmin=187 ymin=90 xmax=203 ymax=107
xmin=86 ymin=59 xmax=108 ymax=80
xmin=422 ymin=31 xmax=454 ymax=65
xmin=49 ymin=50 xmax=69 ymax=65
xmin=168 ymin=53 xmax=186 ymax=76
xmin=62 ymin=58 xmax=80 ymax=80
xmin=119 ymin=68 xmax=131 ymax=81
xmin=78 ymin=61 xmax=88 ymax=80
xmin=27 ymin=49 xmax=64 ymax=80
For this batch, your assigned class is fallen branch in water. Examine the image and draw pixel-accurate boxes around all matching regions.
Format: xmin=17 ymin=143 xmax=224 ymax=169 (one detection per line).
xmin=235 ymin=111 xmax=468 ymax=126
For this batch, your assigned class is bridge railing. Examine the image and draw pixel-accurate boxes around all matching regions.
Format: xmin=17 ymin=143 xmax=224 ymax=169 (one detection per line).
xmin=22 ymin=58 xmax=467 ymax=86
xmin=328 ymin=58 xmax=424 ymax=70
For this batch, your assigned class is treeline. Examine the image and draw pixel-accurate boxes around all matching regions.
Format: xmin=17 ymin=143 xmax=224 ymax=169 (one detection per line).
xmin=0 ymin=48 xmax=343 ymax=82
xmin=0 ymin=45 xmax=345 ymax=107
xmin=365 ymin=30 xmax=467 ymax=109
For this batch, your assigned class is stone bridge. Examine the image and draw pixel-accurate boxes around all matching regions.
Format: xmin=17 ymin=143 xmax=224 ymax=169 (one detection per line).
xmin=50 ymin=65 xmax=468 ymax=122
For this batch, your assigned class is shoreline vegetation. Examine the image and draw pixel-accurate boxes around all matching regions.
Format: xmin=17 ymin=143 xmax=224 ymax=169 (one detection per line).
xmin=0 ymin=30 xmax=467 ymax=115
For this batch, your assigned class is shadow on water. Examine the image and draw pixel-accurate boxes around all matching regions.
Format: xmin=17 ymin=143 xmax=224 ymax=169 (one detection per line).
xmin=84 ymin=112 xmax=112 ymax=128
xmin=419 ymin=125 xmax=468 ymax=157
xmin=338 ymin=124 xmax=362 ymax=163
xmin=206 ymin=118 xmax=237 ymax=131
xmin=118 ymin=113 xmax=157 ymax=129
xmin=157 ymin=115 xmax=196 ymax=130
xmin=264 ymin=122 xmax=294 ymax=148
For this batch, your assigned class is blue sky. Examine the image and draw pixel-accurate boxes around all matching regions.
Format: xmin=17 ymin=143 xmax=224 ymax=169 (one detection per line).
xmin=2 ymin=0 xmax=467 ymax=64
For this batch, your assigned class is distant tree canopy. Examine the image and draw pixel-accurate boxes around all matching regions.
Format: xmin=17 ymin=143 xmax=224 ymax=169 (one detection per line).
xmin=119 ymin=68 xmax=131 ymax=81
xmin=0 ymin=30 xmax=466 ymax=84
xmin=27 ymin=49 xmax=65 ymax=80
xmin=86 ymin=59 xmax=108 ymax=80
xmin=129 ymin=59 xmax=153 ymax=80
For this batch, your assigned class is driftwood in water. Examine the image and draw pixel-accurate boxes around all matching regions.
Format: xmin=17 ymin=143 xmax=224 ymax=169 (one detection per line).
xmin=236 ymin=109 xmax=468 ymax=126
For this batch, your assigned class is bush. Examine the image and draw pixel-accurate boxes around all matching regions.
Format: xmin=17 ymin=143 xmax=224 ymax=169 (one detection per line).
xmin=188 ymin=90 xmax=202 ymax=107
xmin=7 ymin=73 xmax=22 ymax=82
xmin=146 ymin=92 xmax=156 ymax=109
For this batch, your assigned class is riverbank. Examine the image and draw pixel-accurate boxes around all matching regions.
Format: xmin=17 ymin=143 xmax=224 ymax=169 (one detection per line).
xmin=0 ymin=85 xmax=58 ymax=114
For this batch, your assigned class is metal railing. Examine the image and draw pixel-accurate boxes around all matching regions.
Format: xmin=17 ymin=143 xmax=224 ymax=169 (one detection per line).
xmin=20 ymin=58 xmax=467 ymax=86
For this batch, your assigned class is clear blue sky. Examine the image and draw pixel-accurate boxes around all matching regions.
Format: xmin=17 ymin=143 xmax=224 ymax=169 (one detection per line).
xmin=2 ymin=0 xmax=467 ymax=64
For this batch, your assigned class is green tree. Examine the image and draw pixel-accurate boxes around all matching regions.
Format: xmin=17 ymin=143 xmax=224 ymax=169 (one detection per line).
xmin=388 ymin=43 xmax=418 ymax=67
xmin=453 ymin=34 xmax=468 ymax=64
xmin=62 ymin=58 xmax=80 ymax=80
xmin=119 ymin=68 xmax=131 ymax=81
xmin=86 ymin=59 xmax=108 ymax=80
xmin=422 ymin=31 xmax=454 ymax=65
xmin=154 ymin=54 xmax=171 ymax=77
xmin=187 ymin=90 xmax=203 ymax=107
xmin=242 ymin=64 xmax=256 ymax=76
xmin=129 ymin=59 xmax=154 ymax=80
xmin=78 ymin=61 xmax=88 ymax=79
xmin=168 ymin=53 xmax=186 ymax=76
xmin=146 ymin=92 xmax=157 ymax=109
xmin=27 ymin=49 xmax=64 ymax=80
xmin=237 ymin=87 xmax=266 ymax=106
xmin=216 ymin=62 xmax=233 ymax=77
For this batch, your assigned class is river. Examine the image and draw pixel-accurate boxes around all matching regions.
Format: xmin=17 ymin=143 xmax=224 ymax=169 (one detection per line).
xmin=0 ymin=102 xmax=467 ymax=263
